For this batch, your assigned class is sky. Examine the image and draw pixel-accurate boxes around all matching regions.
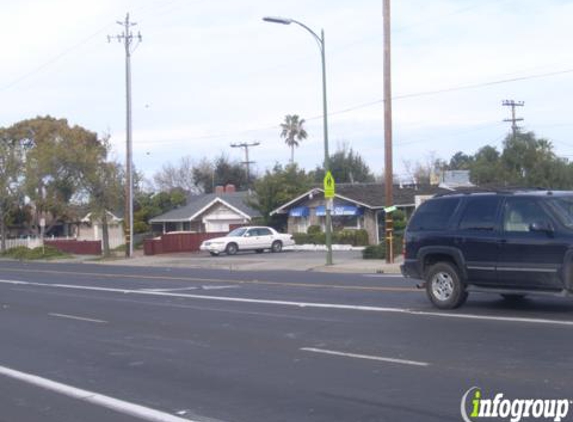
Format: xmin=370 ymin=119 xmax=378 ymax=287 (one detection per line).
xmin=1 ymin=0 xmax=573 ymax=186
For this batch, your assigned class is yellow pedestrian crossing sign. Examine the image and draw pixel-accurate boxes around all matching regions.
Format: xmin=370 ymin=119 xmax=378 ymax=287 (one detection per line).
xmin=324 ymin=171 xmax=335 ymax=198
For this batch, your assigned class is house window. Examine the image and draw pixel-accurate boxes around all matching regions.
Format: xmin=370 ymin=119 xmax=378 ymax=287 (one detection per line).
xmin=333 ymin=215 xmax=363 ymax=231
xmin=295 ymin=217 xmax=309 ymax=233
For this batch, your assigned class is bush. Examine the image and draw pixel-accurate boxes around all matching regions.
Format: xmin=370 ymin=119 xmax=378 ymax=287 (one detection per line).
xmin=292 ymin=233 xmax=310 ymax=245
xmin=1 ymin=245 xmax=70 ymax=260
xmin=362 ymin=244 xmax=385 ymax=259
xmin=310 ymin=231 xmax=326 ymax=245
xmin=363 ymin=234 xmax=403 ymax=260
xmin=353 ymin=229 xmax=369 ymax=246
xmin=307 ymin=225 xmax=322 ymax=235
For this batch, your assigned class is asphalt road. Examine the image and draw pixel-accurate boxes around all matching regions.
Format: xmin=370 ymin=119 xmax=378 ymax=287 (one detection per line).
xmin=0 ymin=261 xmax=572 ymax=422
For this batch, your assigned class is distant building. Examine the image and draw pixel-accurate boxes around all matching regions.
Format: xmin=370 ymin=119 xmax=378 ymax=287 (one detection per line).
xmin=149 ymin=185 xmax=261 ymax=234
xmin=270 ymin=183 xmax=450 ymax=245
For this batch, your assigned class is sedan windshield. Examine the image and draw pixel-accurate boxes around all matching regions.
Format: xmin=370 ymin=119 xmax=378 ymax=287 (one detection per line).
xmin=227 ymin=227 xmax=248 ymax=237
xmin=547 ymin=197 xmax=573 ymax=228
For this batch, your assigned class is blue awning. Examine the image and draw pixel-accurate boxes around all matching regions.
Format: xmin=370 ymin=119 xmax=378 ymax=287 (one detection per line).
xmin=289 ymin=206 xmax=310 ymax=217
xmin=315 ymin=205 xmax=363 ymax=217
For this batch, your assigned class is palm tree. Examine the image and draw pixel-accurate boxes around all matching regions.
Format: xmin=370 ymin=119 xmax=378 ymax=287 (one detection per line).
xmin=280 ymin=114 xmax=308 ymax=164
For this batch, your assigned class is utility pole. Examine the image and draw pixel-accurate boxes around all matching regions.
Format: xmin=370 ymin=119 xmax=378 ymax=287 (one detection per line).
xmin=383 ymin=0 xmax=394 ymax=264
xmin=108 ymin=13 xmax=141 ymax=258
xmin=502 ymin=99 xmax=524 ymax=140
xmin=231 ymin=141 xmax=260 ymax=188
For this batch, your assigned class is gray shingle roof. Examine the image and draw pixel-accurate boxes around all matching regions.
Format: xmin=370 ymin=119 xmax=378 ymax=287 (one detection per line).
xmin=335 ymin=183 xmax=450 ymax=208
xmin=271 ymin=183 xmax=452 ymax=215
xmin=149 ymin=191 xmax=261 ymax=223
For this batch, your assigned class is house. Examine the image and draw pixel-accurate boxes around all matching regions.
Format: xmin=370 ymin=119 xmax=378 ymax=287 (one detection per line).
xmin=270 ymin=183 xmax=450 ymax=245
xmin=149 ymin=185 xmax=261 ymax=234
xmin=77 ymin=210 xmax=124 ymax=248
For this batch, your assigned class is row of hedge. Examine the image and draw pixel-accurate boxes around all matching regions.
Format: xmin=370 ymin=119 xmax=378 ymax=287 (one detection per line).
xmin=0 ymin=245 xmax=70 ymax=260
xmin=292 ymin=229 xmax=370 ymax=247
xmin=362 ymin=233 xmax=404 ymax=260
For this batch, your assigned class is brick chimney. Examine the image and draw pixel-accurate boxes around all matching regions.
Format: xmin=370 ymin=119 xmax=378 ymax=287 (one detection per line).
xmin=215 ymin=185 xmax=225 ymax=195
xmin=225 ymin=184 xmax=236 ymax=193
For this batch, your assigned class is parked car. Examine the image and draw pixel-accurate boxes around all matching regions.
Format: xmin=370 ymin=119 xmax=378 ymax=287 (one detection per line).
xmin=401 ymin=189 xmax=573 ymax=309
xmin=200 ymin=226 xmax=294 ymax=256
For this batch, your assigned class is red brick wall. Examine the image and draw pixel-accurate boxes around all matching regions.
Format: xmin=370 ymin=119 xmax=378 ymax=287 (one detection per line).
xmin=143 ymin=232 xmax=227 ymax=255
xmin=45 ymin=240 xmax=102 ymax=255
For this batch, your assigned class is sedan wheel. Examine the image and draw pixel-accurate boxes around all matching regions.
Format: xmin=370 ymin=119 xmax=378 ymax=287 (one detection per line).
xmin=271 ymin=241 xmax=282 ymax=253
xmin=225 ymin=243 xmax=238 ymax=255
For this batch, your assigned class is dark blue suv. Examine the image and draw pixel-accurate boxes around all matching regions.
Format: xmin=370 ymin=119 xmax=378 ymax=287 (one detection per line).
xmin=401 ymin=190 xmax=573 ymax=309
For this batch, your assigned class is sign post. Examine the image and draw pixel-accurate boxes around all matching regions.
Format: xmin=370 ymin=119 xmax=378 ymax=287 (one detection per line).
xmin=40 ymin=218 xmax=46 ymax=256
xmin=323 ymin=171 xmax=335 ymax=265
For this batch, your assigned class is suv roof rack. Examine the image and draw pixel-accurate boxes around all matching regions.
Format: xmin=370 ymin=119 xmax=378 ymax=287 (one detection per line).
xmin=434 ymin=186 xmax=550 ymax=197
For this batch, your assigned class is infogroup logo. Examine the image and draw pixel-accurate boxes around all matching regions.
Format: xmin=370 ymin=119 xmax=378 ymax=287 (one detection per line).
xmin=461 ymin=387 xmax=571 ymax=422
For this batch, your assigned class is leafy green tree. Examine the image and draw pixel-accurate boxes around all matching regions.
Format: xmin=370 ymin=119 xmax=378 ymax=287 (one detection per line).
xmin=448 ymin=151 xmax=474 ymax=170
xmin=500 ymin=131 xmax=571 ymax=188
xmin=313 ymin=145 xmax=375 ymax=184
xmin=465 ymin=131 xmax=573 ymax=188
xmin=249 ymin=164 xmax=313 ymax=228
xmin=134 ymin=188 xmax=187 ymax=234
xmin=5 ymin=116 xmax=106 ymax=236
xmin=468 ymin=145 xmax=502 ymax=185
xmin=0 ymin=129 xmax=24 ymax=251
xmin=280 ymin=114 xmax=308 ymax=164
xmin=83 ymin=139 xmax=125 ymax=257
xmin=191 ymin=154 xmax=250 ymax=193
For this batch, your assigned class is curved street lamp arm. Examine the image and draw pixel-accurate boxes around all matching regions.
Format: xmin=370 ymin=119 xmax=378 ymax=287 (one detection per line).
xmin=290 ymin=19 xmax=323 ymax=52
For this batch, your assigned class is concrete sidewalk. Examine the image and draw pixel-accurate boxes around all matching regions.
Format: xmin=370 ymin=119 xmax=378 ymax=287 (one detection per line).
xmin=88 ymin=250 xmax=403 ymax=274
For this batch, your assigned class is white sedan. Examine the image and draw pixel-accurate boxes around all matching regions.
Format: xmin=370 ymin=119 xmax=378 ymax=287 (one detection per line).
xmin=200 ymin=226 xmax=294 ymax=256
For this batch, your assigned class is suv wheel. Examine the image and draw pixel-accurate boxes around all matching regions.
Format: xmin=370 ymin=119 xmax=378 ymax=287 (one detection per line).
xmin=425 ymin=262 xmax=468 ymax=309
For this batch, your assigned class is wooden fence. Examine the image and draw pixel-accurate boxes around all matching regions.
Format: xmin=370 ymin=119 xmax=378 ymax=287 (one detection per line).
xmin=144 ymin=232 xmax=227 ymax=255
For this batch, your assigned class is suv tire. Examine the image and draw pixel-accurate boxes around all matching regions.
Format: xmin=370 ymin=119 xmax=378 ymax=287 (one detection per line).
xmin=425 ymin=262 xmax=468 ymax=309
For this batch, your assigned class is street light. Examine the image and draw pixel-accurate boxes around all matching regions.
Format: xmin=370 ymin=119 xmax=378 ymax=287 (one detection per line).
xmin=263 ymin=16 xmax=333 ymax=266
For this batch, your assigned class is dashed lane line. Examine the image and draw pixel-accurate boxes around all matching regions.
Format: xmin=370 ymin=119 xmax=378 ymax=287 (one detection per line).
xmin=1 ymin=279 xmax=573 ymax=327
xmin=48 ymin=313 xmax=107 ymax=324
xmin=300 ymin=347 xmax=430 ymax=367
xmin=0 ymin=267 xmax=418 ymax=293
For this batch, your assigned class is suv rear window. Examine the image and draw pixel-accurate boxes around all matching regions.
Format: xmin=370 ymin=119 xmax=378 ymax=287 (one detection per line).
xmin=458 ymin=196 xmax=501 ymax=231
xmin=408 ymin=197 xmax=460 ymax=231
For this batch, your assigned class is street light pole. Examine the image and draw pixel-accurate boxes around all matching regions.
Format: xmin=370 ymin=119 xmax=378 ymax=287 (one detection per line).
xmin=263 ymin=16 xmax=333 ymax=265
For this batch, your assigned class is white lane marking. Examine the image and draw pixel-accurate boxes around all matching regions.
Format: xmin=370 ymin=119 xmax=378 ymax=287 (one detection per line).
xmin=300 ymin=347 xmax=430 ymax=367
xmin=141 ymin=287 xmax=198 ymax=292
xmin=48 ymin=313 xmax=107 ymax=324
xmin=201 ymin=285 xmax=238 ymax=290
xmin=1 ymin=278 xmax=573 ymax=327
xmin=0 ymin=365 xmax=204 ymax=422
xmin=362 ymin=274 xmax=403 ymax=278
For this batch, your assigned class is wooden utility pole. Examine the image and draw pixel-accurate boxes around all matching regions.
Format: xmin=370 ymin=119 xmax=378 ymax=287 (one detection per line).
xmin=108 ymin=14 xmax=142 ymax=257
xmin=383 ymin=0 xmax=394 ymax=263
xmin=502 ymin=99 xmax=524 ymax=140
xmin=230 ymin=141 xmax=260 ymax=188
